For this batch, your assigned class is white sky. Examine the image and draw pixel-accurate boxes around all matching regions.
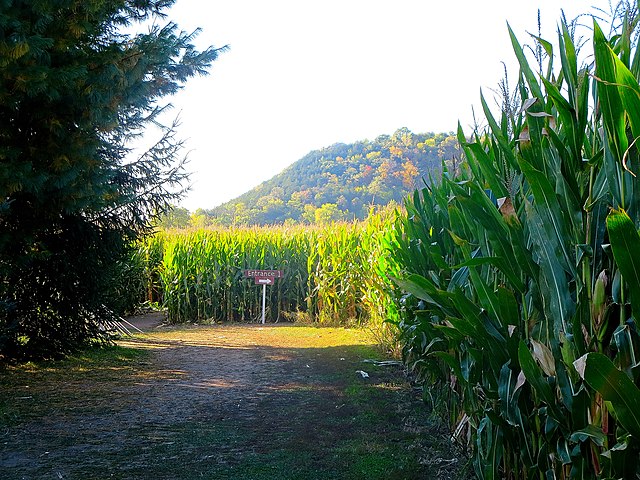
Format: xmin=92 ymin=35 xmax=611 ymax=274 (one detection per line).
xmin=162 ymin=0 xmax=614 ymax=211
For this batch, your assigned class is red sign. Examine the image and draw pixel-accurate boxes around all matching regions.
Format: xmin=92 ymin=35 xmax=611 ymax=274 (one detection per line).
xmin=244 ymin=269 xmax=283 ymax=279
xmin=254 ymin=277 xmax=274 ymax=285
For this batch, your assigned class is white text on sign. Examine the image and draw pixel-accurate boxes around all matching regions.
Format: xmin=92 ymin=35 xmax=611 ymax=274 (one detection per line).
xmin=243 ymin=270 xmax=283 ymax=279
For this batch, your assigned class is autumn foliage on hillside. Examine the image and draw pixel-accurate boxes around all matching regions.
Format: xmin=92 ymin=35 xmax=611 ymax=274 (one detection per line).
xmin=183 ymin=128 xmax=460 ymax=226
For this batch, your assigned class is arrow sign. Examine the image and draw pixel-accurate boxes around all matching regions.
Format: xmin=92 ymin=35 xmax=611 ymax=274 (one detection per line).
xmin=243 ymin=268 xmax=283 ymax=324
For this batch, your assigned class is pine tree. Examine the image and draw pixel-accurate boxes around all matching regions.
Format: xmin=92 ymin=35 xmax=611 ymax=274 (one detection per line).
xmin=0 ymin=0 xmax=227 ymax=360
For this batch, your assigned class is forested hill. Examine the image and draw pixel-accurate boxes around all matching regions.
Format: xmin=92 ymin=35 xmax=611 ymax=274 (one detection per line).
xmin=205 ymin=128 xmax=460 ymax=225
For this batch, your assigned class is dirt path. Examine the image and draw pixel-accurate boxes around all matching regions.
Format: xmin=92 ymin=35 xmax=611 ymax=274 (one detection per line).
xmin=1 ymin=317 xmax=467 ymax=479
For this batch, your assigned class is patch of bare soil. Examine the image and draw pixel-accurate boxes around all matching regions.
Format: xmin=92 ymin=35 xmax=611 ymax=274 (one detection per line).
xmin=1 ymin=315 xmax=469 ymax=479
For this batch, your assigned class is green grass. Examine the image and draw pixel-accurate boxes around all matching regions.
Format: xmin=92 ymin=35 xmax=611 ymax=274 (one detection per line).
xmin=0 ymin=345 xmax=149 ymax=423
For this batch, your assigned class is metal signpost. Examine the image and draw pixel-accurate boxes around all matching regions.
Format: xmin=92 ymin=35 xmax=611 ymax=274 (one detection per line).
xmin=243 ymin=269 xmax=283 ymax=324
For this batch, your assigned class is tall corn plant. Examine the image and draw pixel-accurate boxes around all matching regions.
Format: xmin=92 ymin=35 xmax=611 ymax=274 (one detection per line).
xmin=155 ymin=227 xmax=313 ymax=323
xmin=309 ymin=223 xmax=365 ymax=324
xmin=362 ymin=208 xmax=403 ymax=344
xmin=143 ymin=219 xmax=396 ymax=328
xmin=306 ymin=213 xmax=399 ymax=327
xmin=390 ymin=10 xmax=640 ymax=479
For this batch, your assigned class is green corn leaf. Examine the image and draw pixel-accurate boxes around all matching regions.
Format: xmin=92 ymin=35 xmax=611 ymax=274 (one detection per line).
xmin=544 ymin=128 xmax=584 ymax=220
xmin=496 ymin=287 xmax=520 ymax=335
xmin=606 ymin=208 xmax=640 ymax=320
xmin=569 ymin=424 xmax=607 ymax=447
xmin=574 ymin=352 xmax=640 ymax=439
xmin=616 ymin=65 xmax=640 ymax=136
xmin=524 ymin=200 xmax=574 ymax=335
xmin=518 ymin=158 xmax=576 ymax=276
xmin=427 ymin=243 xmax=449 ymax=271
xmin=432 ymin=323 xmax=466 ymax=343
xmin=457 ymin=123 xmax=480 ymax=177
xmin=498 ymin=362 xmax=524 ymax=427
xmin=508 ymin=23 xmax=544 ymax=101
xmin=541 ymin=77 xmax=582 ymax=167
xmin=452 ymin=257 xmax=502 ymax=269
xmin=466 ymin=269 xmax=503 ymax=331
xmin=433 ymin=351 xmax=466 ymax=384
xmin=556 ymin=438 xmax=572 ymax=465
xmin=518 ymin=341 xmax=564 ymax=423
xmin=633 ymin=26 xmax=640 ymax=78
xmin=391 ymin=274 xmax=454 ymax=312
xmin=458 ymin=129 xmax=507 ymax=197
xmin=451 ymin=290 xmax=506 ymax=344
xmin=448 ymin=266 xmax=470 ymax=292
xmin=476 ymin=416 xmax=501 ymax=479
xmin=612 ymin=324 xmax=640 ymax=376
xmin=453 ymin=183 xmax=526 ymax=291
xmin=594 ymin=20 xmax=628 ymax=163
xmin=560 ymin=21 xmax=578 ymax=88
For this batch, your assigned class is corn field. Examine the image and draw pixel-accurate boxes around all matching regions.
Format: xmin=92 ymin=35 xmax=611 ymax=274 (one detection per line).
xmin=126 ymin=7 xmax=640 ymax=478
xmin=136 ymin=213 xmax=398 ymax=330
xmin=387 ymin=8 xmax=640 ymax=480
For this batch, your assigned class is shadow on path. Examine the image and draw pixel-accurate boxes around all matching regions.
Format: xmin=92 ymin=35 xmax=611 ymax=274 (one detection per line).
xmin=1 ymin=324 xmax=469 ymax=479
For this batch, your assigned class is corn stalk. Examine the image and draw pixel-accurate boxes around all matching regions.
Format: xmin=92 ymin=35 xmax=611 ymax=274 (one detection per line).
xmin=390 ymin=10 xmax=640 ymax=479
xmin=139 ymin=218 xmax=397 ymax=330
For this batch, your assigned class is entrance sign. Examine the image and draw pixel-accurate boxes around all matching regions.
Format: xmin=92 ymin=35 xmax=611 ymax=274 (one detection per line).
xmin=243 ymin=269 xmax=283 ymax=323
xmin=244 ymin=270 xmax=283 ymax=279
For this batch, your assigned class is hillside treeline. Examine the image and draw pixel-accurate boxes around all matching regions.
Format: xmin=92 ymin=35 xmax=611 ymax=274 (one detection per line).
xmin=162 ymin=128 xmax=460 ymax=227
